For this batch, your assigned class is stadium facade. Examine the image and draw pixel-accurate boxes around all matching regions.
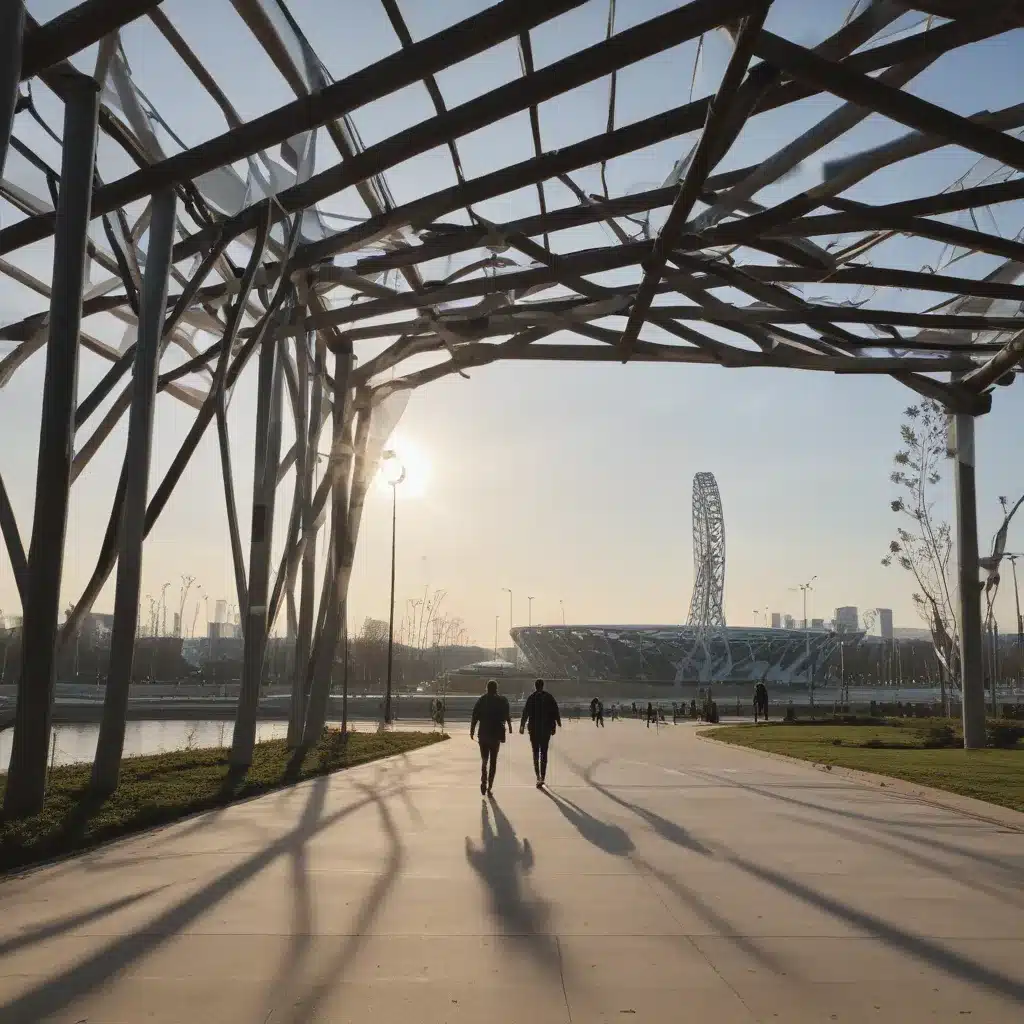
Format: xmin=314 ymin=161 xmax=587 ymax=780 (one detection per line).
xmin=510 ymin=624 xmax=848 ymax=685
xmin=511 ymin=472 xmax=859 ymax=685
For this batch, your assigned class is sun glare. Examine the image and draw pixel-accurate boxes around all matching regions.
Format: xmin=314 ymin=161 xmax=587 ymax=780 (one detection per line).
xmin=380 ymin=438 xmax=430 ymax=499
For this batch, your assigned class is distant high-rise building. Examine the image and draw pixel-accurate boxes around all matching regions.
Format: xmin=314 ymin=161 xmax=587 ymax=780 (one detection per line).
xmin=771 ymin=612 xmax=781 ymax=629
xmin=214 ymin=599 xmax=227 ymax=624
xmin=835 ymin=606 xmax=859 ymax=632
xmin=811 ymin=618 xmax=824 ymax=629
xmin=783 ymin=614 xmax=795 ymax=630
xmin=877 ymin=608 xmax=894 ymax=640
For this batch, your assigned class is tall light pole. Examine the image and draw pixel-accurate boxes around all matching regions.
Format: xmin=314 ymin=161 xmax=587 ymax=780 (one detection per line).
xmin=494 ymin=615 xmax=499 ymax=658
xmin=382 ymin=451 xmax=406 ymax=726
xmin=560 ymin=599 xmax=566 ymax=626
xmin=528 ymin=595 xmax=534 ymax=626
xmin=502 ymin=587 xmax=512 ymax=663
xmin=790 ymin=577 xmax=817 ymax=704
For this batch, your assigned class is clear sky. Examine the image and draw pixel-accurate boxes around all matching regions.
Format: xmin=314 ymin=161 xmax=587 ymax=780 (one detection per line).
xmin=2 ymin=0 xmax=1024 ymax=649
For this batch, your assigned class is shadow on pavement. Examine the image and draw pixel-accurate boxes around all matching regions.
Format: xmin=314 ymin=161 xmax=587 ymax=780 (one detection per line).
xmin=465 ymin=797 xmax=561 ymax=974
xmin=542 ymin=789 xmax=634 ymax=856
xmin=0 ymin=886 xmax=169 ymax=959
xmin=262 ymin=776 xmax=407 ymax=1024
xmin=778 ymin=810 xmax=1024 ymax=909
xmin=0 ymin=765 xmax=426 ymax=1023
xmin=729 ymin=852 xmax=1024 ymax=1005
xmin=566 ymin=754 xmax=711 ymax=856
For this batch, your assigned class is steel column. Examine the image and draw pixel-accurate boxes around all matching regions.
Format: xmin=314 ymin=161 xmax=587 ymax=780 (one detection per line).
xmin=91 ymin=188 xmax=177 ymax=794
xmin=0 ymin=0 xmax=24 ymax=180
xmin=952 ymin=410 xmax=987 ymax=748
xmin=302 ymin=348 xmax=354 ymax=746
xmin=231 ymin=333 xmax=284 ymax=767
xmin=4 ymin=72 xmax=100 ymax=817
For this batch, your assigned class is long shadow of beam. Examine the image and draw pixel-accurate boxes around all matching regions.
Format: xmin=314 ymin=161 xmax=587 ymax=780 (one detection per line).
xmin=683 ymin=762 xmax=1023 ymax=874
xmin=777 ymin=811 xmax=1024 ymax=910
xmin=557 ymin=754 xmax=781 ymax=972
xmin=0 ymin=768 xmax=425 ymax=1023
xmin=727 ymin=852 xmax=1024 ymax=1005
xmin=562 ymin=753 xmax=711 ymax=856
xmin=542 ymin=789 xmax=634 ymax=856
xmin=253 ymin=774 xmax=330 ymax=1014
xmin=0 ymin=887 xmax=168 ymax=959
xmin=265 ymin=777 xmax=406 ymax=1024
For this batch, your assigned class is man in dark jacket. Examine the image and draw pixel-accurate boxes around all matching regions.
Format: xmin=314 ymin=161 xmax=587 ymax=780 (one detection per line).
xmin=520 ymin=678 xmax=561 ymax=788
xmin=471 ymin=680 xmax=512 ymax=796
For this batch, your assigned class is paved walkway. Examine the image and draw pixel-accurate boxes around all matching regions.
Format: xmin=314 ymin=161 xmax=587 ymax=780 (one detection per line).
xmin=1 ymin=721 xmax=1022 ymax=1023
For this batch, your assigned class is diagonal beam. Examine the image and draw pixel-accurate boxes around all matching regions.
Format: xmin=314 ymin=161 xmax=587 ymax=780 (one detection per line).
xmin=0 ymin=0 xmax=585 ymax=256
xmin=173 ymin=0 xmax=752 ymax=264
xmin=20 ymin=0 xmax=165 ymax=81
xmin=619 ymin=4 xmax=772 ymax=360
xmin=752 ymin=29 xmax=1024 ymax=174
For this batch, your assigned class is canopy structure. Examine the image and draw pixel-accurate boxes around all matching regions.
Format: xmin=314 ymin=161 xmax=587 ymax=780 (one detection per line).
xmin=1 ymin=0 xmax=1023 ymax=812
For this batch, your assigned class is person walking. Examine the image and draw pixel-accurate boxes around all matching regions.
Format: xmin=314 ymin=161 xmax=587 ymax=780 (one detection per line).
xmin=754 ymin=680 xmax=769 ymax=723
xmin=646 ymin=701 xmax=654 ymax=728
xmin=470 ymin=679 xmax=512 ymax=796
xmin=520 ymin=678 xmax=561 ymax=788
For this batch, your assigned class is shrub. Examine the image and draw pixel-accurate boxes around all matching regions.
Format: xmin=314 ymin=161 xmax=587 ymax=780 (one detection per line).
xmin=987 ymin=722 xmax=1024 ymax=749
xmin=923 ymin=724 xmax=956 ymax=749
xmin=831 ymin=737 xmax=843 ymax=746
xmin=861 ymin=737 xmax=886 ymax=749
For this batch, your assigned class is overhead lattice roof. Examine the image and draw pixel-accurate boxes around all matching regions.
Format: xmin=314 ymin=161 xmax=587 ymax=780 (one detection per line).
xmin=3 ymin=0 xmax=1024 ymax=420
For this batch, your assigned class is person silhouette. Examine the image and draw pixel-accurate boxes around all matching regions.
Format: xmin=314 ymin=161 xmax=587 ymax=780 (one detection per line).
xmin=470 ymin=679 xmax=512 ymax=796
xmin=520 ymin=678 xmax=562 ymax=787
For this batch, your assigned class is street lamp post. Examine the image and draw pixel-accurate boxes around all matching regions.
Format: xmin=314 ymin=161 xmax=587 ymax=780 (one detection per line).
xmin=791 ymin=576 xmax=817 ymax=708
xmin=382 ymin=451 xmax=406 ymax=726
xmin=502 ymin=587 xmax=512 ymax=663
xmin=528 ymin=596 xmax=534 ymax=626
xmin=559 ymin=600 xmax=565 ymax=626
xmin=494 ymin=615 xmax=499 ymax=659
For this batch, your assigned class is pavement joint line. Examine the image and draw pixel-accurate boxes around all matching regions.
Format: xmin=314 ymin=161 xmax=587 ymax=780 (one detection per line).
xmin=696 ymin=728 xmax=1024 ymax=833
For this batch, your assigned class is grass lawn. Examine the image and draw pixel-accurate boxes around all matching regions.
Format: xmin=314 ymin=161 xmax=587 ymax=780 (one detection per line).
xmin=706 ymin=721 xmax=1024 ymax=814
xmin=0 ymin=728 xmax=446 ymax=873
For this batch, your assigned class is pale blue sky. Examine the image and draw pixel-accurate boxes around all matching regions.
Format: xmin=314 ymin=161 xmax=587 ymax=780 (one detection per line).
xmin=2 ymin=0 xmax=1024 ymax=647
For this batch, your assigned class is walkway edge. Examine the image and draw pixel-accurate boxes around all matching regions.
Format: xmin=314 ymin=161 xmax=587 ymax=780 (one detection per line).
xmin=697 ymin=728 xmax=1024 ymax=832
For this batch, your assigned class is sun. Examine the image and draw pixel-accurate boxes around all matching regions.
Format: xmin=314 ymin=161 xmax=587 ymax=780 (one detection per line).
xmin=379 ymin=437 xmax=430 ymax=499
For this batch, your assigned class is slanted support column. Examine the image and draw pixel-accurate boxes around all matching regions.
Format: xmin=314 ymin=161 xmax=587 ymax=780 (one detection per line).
xmin=0 ymin=0 xmax=25 ymax=179
xmin=91 ymin=189 xmax=177 ymax=795
xmin=231 ymin=333 xmax=284 ymax=768
xmin=302 ymin=346 xmax=354 ymax=747
xmin=4 ymin=72 xmax=100 ymax=818
xmin=952 ymin=409 xmax=987 ymax=749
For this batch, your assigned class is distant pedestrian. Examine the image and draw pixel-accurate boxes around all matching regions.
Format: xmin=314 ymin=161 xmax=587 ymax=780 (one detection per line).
xmin=470 ymin=680 xmax=512 ymax=796
xmin=754 ymin=681 xmax=769 ymax=723
xmin=646 ymin=701 xmax=654 ymax=728
xmin=590 ymin=696 xmax=604 ymax=727
xmin=521 ymin=678 xmax=562 ymax=787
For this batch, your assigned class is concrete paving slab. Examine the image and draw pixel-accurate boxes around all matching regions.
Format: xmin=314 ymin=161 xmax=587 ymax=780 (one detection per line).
xmin=0 ymin=719 xmax=1021 ymax=1022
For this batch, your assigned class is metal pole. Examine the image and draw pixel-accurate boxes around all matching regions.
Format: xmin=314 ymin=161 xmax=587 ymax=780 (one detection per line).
xmin=0 ymin=0 xmax=24 ymax=180
xmin=385 ymin=483 xmax=397 ymax=724
xmin=952 ymin=410 xmax=987 ymax=748
xmin=231 ymin=332 xmax=284 ymax=767
xmin=1011 ymin=556 xmax=1022 ymax=690
xmin=92 ymin=189 xmax=177 ymax=794
xmin=494 ymin=615 xmax=499 ymax=658
xmin=4 ymin=72 xmax=100 ymax=818
xmin=528 ymin=596 xmax=533 ymax=626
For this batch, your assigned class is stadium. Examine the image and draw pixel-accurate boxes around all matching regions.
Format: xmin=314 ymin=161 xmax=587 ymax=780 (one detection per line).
xmin=511 ymin=474 xmax=856 ymax=686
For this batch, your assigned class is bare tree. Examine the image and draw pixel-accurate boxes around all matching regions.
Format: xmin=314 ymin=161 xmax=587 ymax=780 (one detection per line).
xmin=882 ymin=401 xmax=959 ymax=704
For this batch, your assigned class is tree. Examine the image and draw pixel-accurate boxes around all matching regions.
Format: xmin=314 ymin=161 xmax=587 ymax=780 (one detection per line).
xmin=881 ymin=401 xmax=959 ymax=699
